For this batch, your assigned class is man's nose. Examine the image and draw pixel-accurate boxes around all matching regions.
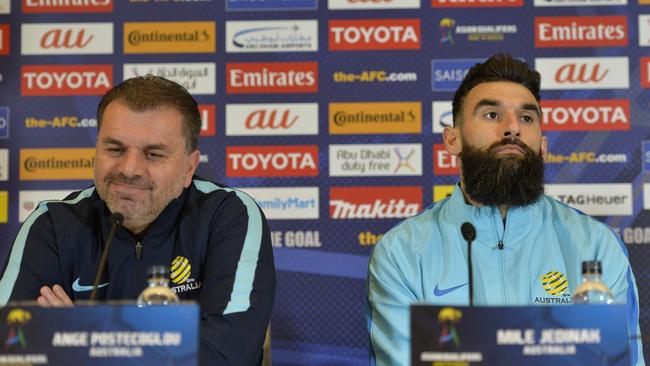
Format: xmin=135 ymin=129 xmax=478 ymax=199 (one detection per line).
xmin=117 ymin=150 xmax=145 ymax=176
xmin=502 ymin=111 xmax=521 ymax=138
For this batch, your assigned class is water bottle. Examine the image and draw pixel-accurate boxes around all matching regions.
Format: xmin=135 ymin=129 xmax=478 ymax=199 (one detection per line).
xmin=136 ymin=265 xmax=180 ymax=306
xmin=572 ymin=260 xmax=614 ymax=304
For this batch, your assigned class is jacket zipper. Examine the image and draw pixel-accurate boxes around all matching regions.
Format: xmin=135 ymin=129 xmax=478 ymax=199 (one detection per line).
xmin=135 ymin=241 xmax=142 ymax=294
xmin=495 ymin=212 xmax=509 ymax=305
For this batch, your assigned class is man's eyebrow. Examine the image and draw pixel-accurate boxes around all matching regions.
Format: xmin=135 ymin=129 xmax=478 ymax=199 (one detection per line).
xmin=101 ymin=137 xmax=123 ymax=146
xmin=472 ymin=99 xmax=500 ymax=115
xmin=100 ymin=138 xmax=168 ymax=151
xmin=522 ymin=102 xmax=542 ymax=118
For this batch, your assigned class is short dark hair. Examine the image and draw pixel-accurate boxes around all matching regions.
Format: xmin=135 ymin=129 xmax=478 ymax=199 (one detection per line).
xmin=96 ymin=75 xmax=201 ymax=152
xmin=452 ymin=53 xmax=541 ymax=127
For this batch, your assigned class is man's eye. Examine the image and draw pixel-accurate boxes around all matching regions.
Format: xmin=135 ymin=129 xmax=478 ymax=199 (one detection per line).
xmin=107 ymin=147 xmax=122 ymax=155
xmin=521 ymin=115 xmax=534 ymax=123
xmin=484 ymin=112 xmax=498 ymax=120
xmin=147 ymin=152 xmax=163 ymax=159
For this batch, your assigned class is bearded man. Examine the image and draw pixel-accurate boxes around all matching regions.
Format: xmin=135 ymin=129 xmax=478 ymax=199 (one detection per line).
xmin=366 ymin=53 xmax=645 ymax=366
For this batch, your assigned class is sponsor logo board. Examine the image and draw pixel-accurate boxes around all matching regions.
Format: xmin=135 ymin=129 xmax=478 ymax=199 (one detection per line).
xmin=18 ymin=189 xmax=76 ymax=222
xmin=643 ymin=140 xmax=650 ymax=172
xmin=0 ymin=24 xmax=8 ymax=55
xmin=535 ymin=16 xmax=627 ymax=48
xmin=226 ymin=0 xmax=317 ymax=10
xmin=545 ymin=183 xmax=632 ymax=216
xmin=329 ymin=143 xmax=422 ymax=177
xmin=432 ymin=0 xmax=523 ymax=7
xmin=541 ymin=99 xmax=630 ymax=131
xmin=642 ymin=57 xmax=650 ymax=88
xmin=534 ymin=0 xmax=626 ymax=6
xmin=0 ymin=107 xmax=8 ymax=139
xmin=441 ymin=19 xmax=518 ymax=44
xmin=536 ymin=57 xmax=629 ymax=90
xmin=21 ymin=64 xmax=112 ymax=96
xmin=0 ymin=0 xmax=9 ymax=13
xmin=329 ymin=102 xmax=421 ymax=134
xmin=226 ymin=145 xmax=318 ymax=177
xmin=434 ymin=185 xmax=455 ymax=202
xmin=198 ymin=104 xmax=216 ymax=136
xmin=0 ymin=191 xmax=6 ymax=223
xmin=226 ymin=20 xmax=317 ymax=53
xmin=431 ymin=59 xmax=483 ymax=91
xmin=20 ymin=148 xmax=95 ymax=180
xmin=432 ymin=101 xmax=453 ymax=133
xmin=641 ymin=15 xmax=650 ymax=46
xmin=238 ymin=187 xmax=319 ymax=219
xmin=226 ymin=62 xmax=317 ymax=94
xmin=330 ymin=186 xmax=422 ymax=219
xmin=329 ymin=19 xmax=420 ymax=51
xmin=123 ymin=63 xmax=216 ymax=95
xmin=0 ymin=148 xmax=7 ymax=180
xmin=332 ymin=69 xmax=418 ymax=83
xmin=24 ymin=115 xmax=97 ymax=129
xmin=226 ymin=103 xmax=318 ymax=136
xmin=644 ymin=184 xmax=650 ymax=209
xmin=270 ymin=230 xmax=322 ymax=248
xmin=22 ymin=0 xmax=113 ymax=13
xmin=124 ymin=21 xmax=215 ymax=54
xmin=21 ymin=23 xmax=113 ymax=55
xmin=433 ymin=144 xmax=459 ymax=175
xmin=329 ymin=0 xmax=420 ymax=9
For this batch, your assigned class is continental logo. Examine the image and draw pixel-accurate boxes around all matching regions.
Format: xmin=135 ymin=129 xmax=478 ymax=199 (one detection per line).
xmin=541 ymin=99 xmax=630 ymax=131
xmin=329 ymin=102 xmax=421 ymax=134
xmin=0 ymin=24 xmax=8 ymax=56
xmin=22 ymin=0 xmax=113 ymax=13
xmin=535 ymin=16 xmax=627 ymax=48
xmin=170 ymin=256 xmax=202 ymax=294
xmin=535 ymin=271 xmax=572 ymax=304
xmin=432 ymin=0 xmax=523 ymax=7
xmin=171 ymin=256 xmax=191 ymax=284
xmin=0 ymin=191 xmax=7 ymax=223
xmin=124 ymin=22 xmax=215 ymax=54
xmin=20 ymin=148 xmax=95 ymax=180
xmin=329 ymin=19 xmax=420 ymax=51
xmin=21 ymin=64 xmax=112 ymax=96
xmin=433 ymin=185 xmax=455 ymax=202
xmin=24 ymin=116 xmax=97 ymax=128
xmin=545 ymin=152 xmax=627 ymax=164
xmin=332 ymin=70 xmax=417 ymax=83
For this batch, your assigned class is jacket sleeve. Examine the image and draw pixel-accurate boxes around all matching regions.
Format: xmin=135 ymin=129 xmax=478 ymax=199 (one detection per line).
xmin=367 ymin=234 xmax=415 ymax=366
xmin=599 ymin=227 xmax=646 ymax=366
xmin=0 ymin=203 xmax=63 ymax=305
xmin=198 ymin=190 xmax=276 ymax=366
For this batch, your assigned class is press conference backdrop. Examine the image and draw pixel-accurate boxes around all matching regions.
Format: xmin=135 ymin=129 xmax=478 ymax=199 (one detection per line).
xmin=0 ymin=0 xmax=649 ymax=364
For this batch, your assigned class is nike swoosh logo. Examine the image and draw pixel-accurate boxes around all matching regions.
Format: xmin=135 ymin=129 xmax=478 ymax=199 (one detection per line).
xmin=434 ymin=283 xmax=468 ymax=297
xmin=72 ymin=278 xmax=109 ymax=292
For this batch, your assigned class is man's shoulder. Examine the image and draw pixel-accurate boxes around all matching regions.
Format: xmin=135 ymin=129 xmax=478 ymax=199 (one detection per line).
xmin=187 ymin=177 xmax=260 ymax=214
xmin=541 ymin=194 xmax=615 ymax=234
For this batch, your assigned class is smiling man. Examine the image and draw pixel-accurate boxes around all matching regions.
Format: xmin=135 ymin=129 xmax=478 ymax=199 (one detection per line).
xmin=366 ymin=53 xmax=644 ymax=366
xmin=0 ymin=76 xmax=276 ymax=366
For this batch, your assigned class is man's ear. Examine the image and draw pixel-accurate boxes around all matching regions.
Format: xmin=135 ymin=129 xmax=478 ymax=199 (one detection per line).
xmin=540 ymin=135 xmax=548 ymax=159
xmin=183 ymin=150 xmax=201 ymax=188
xmin=443 ymin=126 xmax=462 ymax=156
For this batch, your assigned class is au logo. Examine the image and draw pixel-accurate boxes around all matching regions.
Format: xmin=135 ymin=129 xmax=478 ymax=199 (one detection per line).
xmin=4 ymin=309 xmax=31 ymax=351
xmin=171 ymin=256 xmax=191 ymax=285
xmin=540 ymin=271 xmax=569 ymax=296
xmin=438 ymin=307 xmax=462 ymax=351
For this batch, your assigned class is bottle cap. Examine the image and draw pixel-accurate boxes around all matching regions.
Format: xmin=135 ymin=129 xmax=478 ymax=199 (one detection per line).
xmin=581 ymin=260 xmax=602 ymax=275
xmin=147 ymin=265 xmax=170 ymax=278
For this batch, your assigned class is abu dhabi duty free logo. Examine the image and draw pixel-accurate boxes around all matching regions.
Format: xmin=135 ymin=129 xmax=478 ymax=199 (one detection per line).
xmin=0 ymin=107 xmax=8 ymax=139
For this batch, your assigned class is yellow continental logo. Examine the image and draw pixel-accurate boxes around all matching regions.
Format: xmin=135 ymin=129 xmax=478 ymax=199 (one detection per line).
xmin=124 ymin=21 xmax=216 ymax=54
xmin=20 ymin=148 xmax=95 ymax=181
xmin=433 ymin=185 xmax=455 ymax=202
xmin=0 ymin=191 xmax=7 ymax=223
xmin=540 ymin=271 xmax=569 ymax=296
xmin=641 ymin=0 xmax=650 ymax=4
xmin=329 ymin=102 xmax=421 ymax=135
xmin=171 ymin=256 xmax=192 ymax=284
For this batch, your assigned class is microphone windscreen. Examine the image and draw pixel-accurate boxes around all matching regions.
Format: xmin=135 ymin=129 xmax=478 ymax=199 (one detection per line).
xmin=461 ymin=222 xmax=476 ymax=242
xmin=110 ymin=212 xmax=124 ymax=226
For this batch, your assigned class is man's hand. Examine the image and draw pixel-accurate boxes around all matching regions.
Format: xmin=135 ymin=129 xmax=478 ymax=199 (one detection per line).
xmin=37 ymin=285 xmax=73 ymax=307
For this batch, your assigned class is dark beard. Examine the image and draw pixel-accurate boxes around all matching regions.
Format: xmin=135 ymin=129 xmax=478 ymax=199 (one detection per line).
xmin=460 ymin=138 xmax=545 ymax=207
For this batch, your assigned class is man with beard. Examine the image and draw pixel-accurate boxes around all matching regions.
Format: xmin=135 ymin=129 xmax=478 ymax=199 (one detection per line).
xmin=366 ymin=53 xmax=644 ymax=366
xmin=0 ymin=76 xmax=275 ymax=366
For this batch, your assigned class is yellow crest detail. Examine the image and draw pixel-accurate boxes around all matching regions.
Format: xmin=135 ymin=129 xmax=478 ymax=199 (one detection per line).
xmin=438 ymin=307 xmax=463 ymax=323
xmin=540 ymin=271 xmax=569 ymax=296
xmin=170 ymin=256 xmax=191 ymax=284
xmin=7 ymin=309 xmax=31 ymax=326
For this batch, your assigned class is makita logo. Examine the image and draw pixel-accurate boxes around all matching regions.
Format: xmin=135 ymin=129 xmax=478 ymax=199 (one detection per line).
xmin=536 ymin=57 xmax=629 ymax=90
xmin=433 ymin=144 xmax=459 ymax=175
xmin=329 ymin=19 xmax=420 ymax=51
xmin=330 ymin=186 xmax=421 ymax=219
xmin=0 ymin=24 xmax=8 ymax=56
xmin=227 ymin=62 xmax=318 ymax=94
xmin=226 ymin=103 xmax=318 ymax=136
xmin=541 ymin=99 xmax=630 ymax=131
xmin=22 ymin=0 xmax=113 ymax=13
xmin=432 ymin=0 xmax=522 ymax=7
xmin=226 ymin=145 xmax=318 ymax=177
xmin=21 ymin=23 xmax=113 ymax=55
xmin=198 ymin=104 xmax=215 ymax=136
xmin=535 ymin=16 xmax=627 ymax=48
xmin=21 ymin=65 xmax=112 ymax=96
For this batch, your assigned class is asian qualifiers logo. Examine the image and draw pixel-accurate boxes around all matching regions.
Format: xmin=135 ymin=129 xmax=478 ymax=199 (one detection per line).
xmin=4 ymin=309 xmax=31 ymax=351
xmin=438 ymin=307 xmax=462 ymax=351
xmin=439 ymin=18 xmax=455 ymax=45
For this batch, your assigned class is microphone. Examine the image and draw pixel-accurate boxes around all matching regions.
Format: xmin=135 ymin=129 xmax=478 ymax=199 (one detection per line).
xmin=461 ymin=222 xmax=476 ymax=307
xmin=90 ymin=212 xmax=124 ymax=301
